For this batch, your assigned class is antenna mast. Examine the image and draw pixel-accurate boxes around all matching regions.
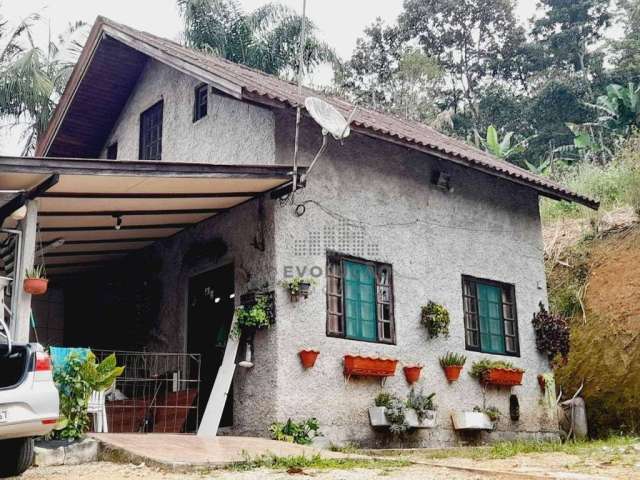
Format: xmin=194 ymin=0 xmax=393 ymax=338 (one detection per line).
xmin=292 ymin=0 xmax=307 ymax=195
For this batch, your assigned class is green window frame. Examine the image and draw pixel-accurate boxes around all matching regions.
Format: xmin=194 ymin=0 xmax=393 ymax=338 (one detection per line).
xmin=462 ymin=276 xmax=519 ymax=356
xmin=326 ymin=253 xmax=395 ymax=344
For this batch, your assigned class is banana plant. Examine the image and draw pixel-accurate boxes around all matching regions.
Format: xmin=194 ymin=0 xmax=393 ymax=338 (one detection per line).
xmin=474 ymin=125 xmax=534 ymax=160
xmin=590 ymin=82 xmax=640 ymax=136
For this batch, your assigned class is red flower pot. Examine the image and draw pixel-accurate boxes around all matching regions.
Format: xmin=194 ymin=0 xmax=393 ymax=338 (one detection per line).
xmin=403 ymin=365 xmax=422 ymax=384
xmin=443 ymin=365 xmax=463 ymax=382
xmin=23 ymin=278 xmax=48 ymax=296
xmin=343 ymin=355 xmax=397 ymax=378
xmin=484 ymin=368 xmax=524 ymax=386
xmin=299 ymin=349 xmax=319 ymax=369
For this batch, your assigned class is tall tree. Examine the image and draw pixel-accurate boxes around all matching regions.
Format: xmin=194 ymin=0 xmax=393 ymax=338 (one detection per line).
xmin=532 ymin=0 xmax=611 ymax=78
xmin=398 ymin=0 xmax=526 ymax=118
xmin=177 ymin=0 xmax=336 ymax=78
xmin=337 ymin=19 xmax=442 ymax=121
xmin=0 ymin=16 xmax=86 ymax=154
xmin=610 ymin=0 xmax=640 ymax=79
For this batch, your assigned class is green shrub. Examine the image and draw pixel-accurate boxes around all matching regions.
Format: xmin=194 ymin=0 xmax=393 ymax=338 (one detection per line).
xmin=269 ymin=418 xmax=321 ymax=445
xmin=52 ymin=351 xmax=124 ymax=439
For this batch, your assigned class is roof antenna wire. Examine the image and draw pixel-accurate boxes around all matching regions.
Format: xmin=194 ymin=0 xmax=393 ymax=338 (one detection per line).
xmin=291 ymin=0 xmax=307 ymax=201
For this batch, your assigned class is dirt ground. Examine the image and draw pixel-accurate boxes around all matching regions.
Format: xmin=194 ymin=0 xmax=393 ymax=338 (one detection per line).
xmin=21 ymin=443 xmax=640 ymax=480
xmin=22 ymin=462 xmax=498 ymax=480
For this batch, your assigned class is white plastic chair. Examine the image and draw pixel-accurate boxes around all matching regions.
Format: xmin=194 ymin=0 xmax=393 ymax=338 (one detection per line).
xmin=87 ymin=390 xmax=108 ymax=433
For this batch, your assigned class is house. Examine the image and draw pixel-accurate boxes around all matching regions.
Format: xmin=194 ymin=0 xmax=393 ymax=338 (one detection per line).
xmin=0 ymin=17 xmax=597 ymax=447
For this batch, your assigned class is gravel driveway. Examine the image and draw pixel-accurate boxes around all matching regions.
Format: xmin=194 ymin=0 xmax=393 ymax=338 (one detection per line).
xmin=23 ymin=461 xmax=497 ymax=480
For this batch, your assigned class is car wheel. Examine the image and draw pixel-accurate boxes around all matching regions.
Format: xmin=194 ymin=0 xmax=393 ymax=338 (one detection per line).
xmin=0 ymin=437 xmax=34 ymax=477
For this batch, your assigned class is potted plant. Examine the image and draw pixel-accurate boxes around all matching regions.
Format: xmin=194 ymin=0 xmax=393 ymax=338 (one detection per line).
xmin=405 ymin=389 xmax=437 ymax=428
xmin=474 ymin=405 xmax=501 ymax=423
xmin=470 ymin=359 xmax=525 ymax=386
xmin=343 ymin=355 xmax=397 ymax=379
xmin=298 ymin=348 xmax=320 ymax=369
xmin=403 ymin=363 xmax=423 ymax=384
xmin=420 ymin=301 xmax=450 ymax=338
xmin=231 ymin=294 xmax=272 ymax=338
xmin=24 ymin=265 xmax=48 ymax=295
xmin=451 ymin=410 xmax=495 ymax=431
xmin=280 ymin=277 xmax=315 ymax=301
xmin=439 ymin=352 xmax=466 ymax=381
xmin=368 ymin=392 xmax=409 ymax=434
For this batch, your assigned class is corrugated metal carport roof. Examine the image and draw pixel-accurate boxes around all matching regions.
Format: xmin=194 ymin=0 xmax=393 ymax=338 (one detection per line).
xmin=0 ymin=156 xmax=300 ymax=275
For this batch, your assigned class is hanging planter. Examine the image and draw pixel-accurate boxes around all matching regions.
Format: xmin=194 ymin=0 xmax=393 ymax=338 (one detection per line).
xmin=470 ymin=359 xmax=524 ymax=386
xmin=279 ymin=277 xmax=315 ymax=302
xmin=343 ymin=355 xmax=397 ymax=379
xmin=420 ymin=301 xmax=450 ymax=338
xmin=403 ymin=364 xmax=422 ymax=384
xmin=299 ymin=349 xmax=319 ymax=369
xmin=439 ymin=352 xmax=466 ymax=382
xmin=484 ymin=367 xmax=524 ymax=386
xmin=23 ymin=265 xmax=48 ymax=296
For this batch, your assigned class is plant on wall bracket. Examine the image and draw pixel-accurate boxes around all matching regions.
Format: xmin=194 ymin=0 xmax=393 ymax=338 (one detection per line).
xmin=279 ymin=277 xmax=316 ymax=301
xmin=420 ymin=301 xmax=450 ymax=338
xmin=232 ymin=294 xmax=272 ymax=338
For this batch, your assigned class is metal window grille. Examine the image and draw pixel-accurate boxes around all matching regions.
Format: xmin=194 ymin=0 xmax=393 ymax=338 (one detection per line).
xmin=93 ymin=350 xmax=201 ymax=433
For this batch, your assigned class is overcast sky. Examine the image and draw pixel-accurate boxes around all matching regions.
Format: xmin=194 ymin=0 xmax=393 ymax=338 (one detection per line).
xmin=0 ymin=0 xmax=542 ymax=155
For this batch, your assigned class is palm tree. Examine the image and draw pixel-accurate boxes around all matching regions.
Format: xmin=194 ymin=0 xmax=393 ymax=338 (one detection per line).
xmin=0 ymin=14 xmax=86 ymax=154
xmin=177 ymin=0 xmax=337 ymax=78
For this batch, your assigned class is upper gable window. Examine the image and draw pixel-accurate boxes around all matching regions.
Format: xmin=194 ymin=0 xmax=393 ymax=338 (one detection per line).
xmin=139 ymin=100 xmax=163 ymax=160
xmin=193 ymin=84 xmax=208 ymax=122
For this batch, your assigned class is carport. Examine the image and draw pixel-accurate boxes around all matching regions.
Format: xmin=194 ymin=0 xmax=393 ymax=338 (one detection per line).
xmin=0 ymin=155 xmax=297 ymax=343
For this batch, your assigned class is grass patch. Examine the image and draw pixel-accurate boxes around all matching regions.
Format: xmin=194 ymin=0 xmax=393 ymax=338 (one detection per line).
xmin=227 ymin=453 xmax=410 ymax=471
xmin=541 ymin=133 xmax=640 ymax=223
xmin=380 ymin=437 xmax=639 ymax=461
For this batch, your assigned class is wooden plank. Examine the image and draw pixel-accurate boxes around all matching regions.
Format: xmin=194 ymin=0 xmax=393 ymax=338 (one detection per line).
xmin=11 ymin=201 xmax=37 ymax=342
xmin=198 ymin=311 xmax=239 ymax=437
xmin=40 ymin=223 xmax=190 ymax=232
xmin=39 ymin=208 xmax=225 ymax=217
xmin=41 ymin=192 xmax=257 ymax=199
xmin=0 ymin=156 xmax=300 ymax=179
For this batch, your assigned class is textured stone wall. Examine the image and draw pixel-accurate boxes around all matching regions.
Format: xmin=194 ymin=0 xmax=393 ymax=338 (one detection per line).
xmin=139 ymin=198 xmax=279 ymax=437
xmin=100 ymin=59 xmax=275 ymax=164
xmin=262 ymin=111 xmax=559 ymax=447
xmin=89 ymin=57 xmax=559 ymax=444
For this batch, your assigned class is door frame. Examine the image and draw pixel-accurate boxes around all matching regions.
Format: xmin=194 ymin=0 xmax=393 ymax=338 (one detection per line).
xmin=182 ymin=259 xmax=235 ymax=355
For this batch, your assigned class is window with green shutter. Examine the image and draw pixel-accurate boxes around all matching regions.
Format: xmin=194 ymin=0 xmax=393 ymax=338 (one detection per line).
xmin=326 ymin=253 xmax=395 ymax=344
xmin=462 ymin=276 xmax=519 ymax=356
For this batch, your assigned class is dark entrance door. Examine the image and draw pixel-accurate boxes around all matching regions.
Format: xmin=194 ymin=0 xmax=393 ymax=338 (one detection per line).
xmin=187 ymin=263 xmax=235 ymax=428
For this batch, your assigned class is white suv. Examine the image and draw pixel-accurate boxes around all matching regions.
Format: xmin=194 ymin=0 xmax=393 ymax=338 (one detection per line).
xmin=0 ymin=342 xmax=59 ymax=477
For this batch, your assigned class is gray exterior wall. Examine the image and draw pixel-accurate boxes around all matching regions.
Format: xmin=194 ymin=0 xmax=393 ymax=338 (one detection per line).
xmin=257 ymin=112 xmax=559 ymax=447
xmin=100 ymin=59 xmax=276 ymax=165
xmin=83 ymin=60 xmax=558 ymax=445
xmin=140 ymin=197 xmax=279 ymax=437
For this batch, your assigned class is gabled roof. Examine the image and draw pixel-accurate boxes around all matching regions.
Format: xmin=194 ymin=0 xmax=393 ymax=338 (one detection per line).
xmin=37 ymin=16 xmax=599 ymax=209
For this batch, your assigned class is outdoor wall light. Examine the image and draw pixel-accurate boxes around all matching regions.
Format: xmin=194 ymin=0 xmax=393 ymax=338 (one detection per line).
xmin=432 ymin=170 xmax=453 ymax=192
xmin=113 ymin=214 xmax=123 ymax=230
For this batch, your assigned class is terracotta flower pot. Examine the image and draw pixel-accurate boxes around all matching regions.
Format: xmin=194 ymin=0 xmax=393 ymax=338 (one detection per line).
xmin=403 ymin=365 xmax=422 ymax=384
xmin=23 ymin=278 xmax=48 ymax=296
xmin=343 ymin=355 xmax=397 ymax=378
xmin=443 ymin=365 xmax=463 ymax=382
xmin=484 ymin=367 xmax=524 ymax=386
xmin=537 ymin=374 xmax=546 ymax=392
xmin=299 ymin=349 xmax=319 ymax=368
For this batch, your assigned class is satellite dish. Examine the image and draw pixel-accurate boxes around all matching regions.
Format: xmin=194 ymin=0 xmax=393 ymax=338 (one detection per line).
xmin=305 ymin=97 xmax=351 ymax=140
